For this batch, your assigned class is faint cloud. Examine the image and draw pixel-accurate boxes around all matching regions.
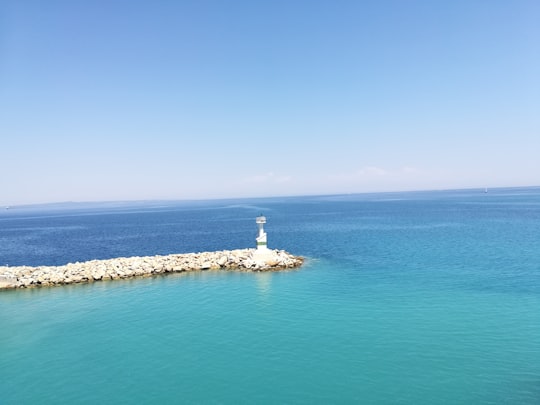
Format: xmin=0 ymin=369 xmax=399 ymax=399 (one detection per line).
xmin=400 ymin=166 xmax=420 ymax=174
xmin=243 ymin=172 xmax=293 ymax=184
xmin=328 ymin=166 xmax=422 ymax=182
xmin=357 ymin=166 xmax=387 ymax=177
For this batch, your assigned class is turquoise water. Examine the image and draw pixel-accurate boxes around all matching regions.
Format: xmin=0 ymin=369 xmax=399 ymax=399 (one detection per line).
xmin=1 ymin=188 xmax=540 ymax=404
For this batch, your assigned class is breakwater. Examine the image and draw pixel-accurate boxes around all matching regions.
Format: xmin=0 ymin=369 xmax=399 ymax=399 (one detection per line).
xmin=0 ymin=249 xmax=304 ymax=290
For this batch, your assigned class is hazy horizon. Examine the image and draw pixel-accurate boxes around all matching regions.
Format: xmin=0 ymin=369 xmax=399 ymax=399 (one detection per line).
xmin=3 ymin=184 xmax=539 ymax=210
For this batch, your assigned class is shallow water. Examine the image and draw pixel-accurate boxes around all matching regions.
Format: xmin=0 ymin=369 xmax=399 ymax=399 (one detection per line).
xmin=1 ymin=188 xmax=540 ymax=404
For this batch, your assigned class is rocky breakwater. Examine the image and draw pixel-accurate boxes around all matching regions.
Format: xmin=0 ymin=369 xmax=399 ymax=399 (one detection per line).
xmin=0 ymin=249 xmax=304 ymax=290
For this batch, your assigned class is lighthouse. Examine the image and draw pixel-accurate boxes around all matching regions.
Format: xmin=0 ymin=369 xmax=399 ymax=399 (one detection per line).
xmin=256 ymin=215 xmax=268 ymax=250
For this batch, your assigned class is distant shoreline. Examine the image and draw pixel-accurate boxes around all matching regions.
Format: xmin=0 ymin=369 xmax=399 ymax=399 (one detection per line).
xmin=3 ymin=185 xmax=540 ymax=211
xmin=0 ymin=249 xmax=304 ymax=290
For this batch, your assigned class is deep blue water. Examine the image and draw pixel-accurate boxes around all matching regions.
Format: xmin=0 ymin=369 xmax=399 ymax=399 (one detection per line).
xmin=1 ymin=188 xmax=540 ymax=404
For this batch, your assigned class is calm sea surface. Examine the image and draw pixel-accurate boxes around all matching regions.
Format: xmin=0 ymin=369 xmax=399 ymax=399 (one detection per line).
xmin=1 ymin=188 xmax=539 ymax=404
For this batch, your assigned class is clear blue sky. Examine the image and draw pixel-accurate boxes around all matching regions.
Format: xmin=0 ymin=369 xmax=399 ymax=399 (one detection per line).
xmin=1 ymin=0 xmax=539 ymax=205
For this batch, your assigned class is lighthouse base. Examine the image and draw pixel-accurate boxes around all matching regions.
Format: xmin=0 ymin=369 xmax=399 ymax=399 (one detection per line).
xmin=251 ymin=248 xmax=301 ymax=269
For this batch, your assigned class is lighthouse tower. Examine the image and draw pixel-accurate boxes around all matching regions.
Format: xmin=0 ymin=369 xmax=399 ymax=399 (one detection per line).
xmin=255 ymin=215 xmax=268 ymax=250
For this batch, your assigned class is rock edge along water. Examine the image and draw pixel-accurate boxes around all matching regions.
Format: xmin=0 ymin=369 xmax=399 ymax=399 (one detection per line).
xmin=0 ymin=249 xmax=304 ymax=290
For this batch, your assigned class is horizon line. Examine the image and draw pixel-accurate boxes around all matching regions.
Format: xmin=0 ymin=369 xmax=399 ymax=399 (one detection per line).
xmin=3 ymin=184 xmax=540 ymax=210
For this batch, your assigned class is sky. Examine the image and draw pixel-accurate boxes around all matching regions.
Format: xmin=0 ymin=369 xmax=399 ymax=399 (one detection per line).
xmin=1 ymin=0 xmax=539 ymax=205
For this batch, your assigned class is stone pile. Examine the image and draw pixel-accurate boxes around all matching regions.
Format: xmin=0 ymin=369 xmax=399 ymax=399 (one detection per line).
xmin=0 ymin=249 xmax=304 ymax=290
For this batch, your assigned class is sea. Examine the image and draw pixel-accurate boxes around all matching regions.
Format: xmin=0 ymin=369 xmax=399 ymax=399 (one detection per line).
xmin=1 ymin=187 xmax=539 ymax=404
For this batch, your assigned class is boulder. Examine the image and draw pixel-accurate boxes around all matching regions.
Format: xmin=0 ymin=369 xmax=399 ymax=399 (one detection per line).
xmin=217 ymin=256 xmax=228 ymax=267
xmin=200 ymin=262 xmax=212 ymax=270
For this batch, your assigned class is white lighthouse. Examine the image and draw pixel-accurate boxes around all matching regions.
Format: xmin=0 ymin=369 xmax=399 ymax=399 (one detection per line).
xmin=256 ymin=215 xmax=268 ymax=250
